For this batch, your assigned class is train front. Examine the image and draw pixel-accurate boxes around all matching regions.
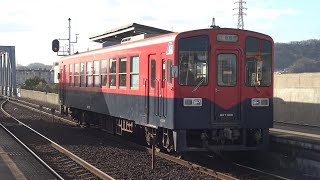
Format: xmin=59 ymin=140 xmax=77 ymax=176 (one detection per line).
xmin=172 ymin=29 xmax=274 ymax=152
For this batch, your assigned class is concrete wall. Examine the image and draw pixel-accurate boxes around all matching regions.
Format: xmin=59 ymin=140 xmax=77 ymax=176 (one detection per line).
xmin=274 ymin=73 xmax=320 ymax=124
xmin=20 ymin=89 xmax=59 ymax=105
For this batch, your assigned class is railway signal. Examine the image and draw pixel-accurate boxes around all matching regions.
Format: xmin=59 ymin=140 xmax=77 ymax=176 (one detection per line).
xmin=52 ymin=39 xmax=60 ymax=52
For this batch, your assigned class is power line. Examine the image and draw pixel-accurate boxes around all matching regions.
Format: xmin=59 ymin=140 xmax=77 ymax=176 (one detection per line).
xmin=233 ymin=0 xmax=247 ymax=29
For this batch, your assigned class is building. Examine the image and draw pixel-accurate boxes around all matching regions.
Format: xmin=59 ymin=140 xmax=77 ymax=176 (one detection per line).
xmin=52 ymin=62 xmax=59 ymax=84
xmin=16 ymin=68 xmax=52 ymax=86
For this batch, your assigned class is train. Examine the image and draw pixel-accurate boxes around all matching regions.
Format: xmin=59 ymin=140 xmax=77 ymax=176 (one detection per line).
xmin=58 ymin=27 xmax=274 ymax=152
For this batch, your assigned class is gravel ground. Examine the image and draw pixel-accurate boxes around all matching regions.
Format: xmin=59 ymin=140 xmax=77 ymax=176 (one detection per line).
xmin=3 ymin=101 xmax=216 ymax=179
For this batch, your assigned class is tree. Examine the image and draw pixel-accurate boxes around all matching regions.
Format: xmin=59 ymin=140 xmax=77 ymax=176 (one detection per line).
xmin=21 ymin=76 xmax=47 ymax=90
xmin=21 ymin=76 xmax=58 ymax=93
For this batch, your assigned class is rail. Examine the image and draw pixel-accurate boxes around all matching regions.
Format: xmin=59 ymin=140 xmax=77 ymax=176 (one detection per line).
xmin=1 ymin=98 xmax=114 ymax=180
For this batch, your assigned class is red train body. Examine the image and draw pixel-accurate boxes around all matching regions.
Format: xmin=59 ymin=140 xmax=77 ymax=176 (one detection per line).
xmin=59 ymin=27 xmax=274 ymax=152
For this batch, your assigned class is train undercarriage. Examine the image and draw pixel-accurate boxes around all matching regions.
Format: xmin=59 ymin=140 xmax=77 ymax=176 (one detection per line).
xmin=64 ymin=106 xmax=176 ymax=152
xmin=62 ymin=106 xmax=269 ymax=152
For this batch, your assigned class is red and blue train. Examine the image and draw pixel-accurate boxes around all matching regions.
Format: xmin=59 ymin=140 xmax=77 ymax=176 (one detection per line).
xmin=59 ymin=27 xmax=274 ymax=152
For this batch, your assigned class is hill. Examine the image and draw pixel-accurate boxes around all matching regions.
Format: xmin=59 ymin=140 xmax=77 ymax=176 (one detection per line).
xmin=275 ymin=39 xmax=320 ymax=73
xmin=17 ymin=63 xmax=52 ymax=70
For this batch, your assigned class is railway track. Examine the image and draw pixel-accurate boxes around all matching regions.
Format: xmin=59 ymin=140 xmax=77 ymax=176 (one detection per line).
xmin=5 ymin=96 xmax=289 ymax=179
xmin=0 ymin=98 xmax=113 ymax=179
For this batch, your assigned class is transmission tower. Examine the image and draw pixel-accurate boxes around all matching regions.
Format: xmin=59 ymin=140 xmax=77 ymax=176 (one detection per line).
xmin=233 ymin=0 xmax=247 ymax=29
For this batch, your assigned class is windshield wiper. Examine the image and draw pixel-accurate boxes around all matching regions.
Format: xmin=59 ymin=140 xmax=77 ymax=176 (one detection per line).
xmin=254 ymin=81 xmax=261 ymax=93
xmin=192 ymin=77 xmax=205 ymax=93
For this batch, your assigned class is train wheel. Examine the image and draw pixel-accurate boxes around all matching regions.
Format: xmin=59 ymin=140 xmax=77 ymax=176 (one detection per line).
xmin=162 ymin=129 xmax=174 ymax=153
xmin=155 ymin=144 xmax=163 ymax=152
xmin=80 ymin=112 xmax=85 ymax=125
xmin=80 ymin=111 xmax=89 ymax=127
xmin=145 ymin=128 xmax=153 ymax=146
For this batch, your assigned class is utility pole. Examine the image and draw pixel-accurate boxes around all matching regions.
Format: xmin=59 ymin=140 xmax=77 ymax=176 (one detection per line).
xmin=234 ymin=0 xmax=247 ymax=29
xmin=69 ymin=18 xmax=71 ymax=55
xmin=53 ymin=18 xmax=78 ymax=56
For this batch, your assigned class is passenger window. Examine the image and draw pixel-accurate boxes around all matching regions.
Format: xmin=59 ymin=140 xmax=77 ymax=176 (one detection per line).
xmin=74 ymin=64 xmax=79 ymax=86
xmin=217 ymin=54 xmax=237 ymax=86
xmin=109 ymin=58 xmax=116 ymax=88
xmin=86 ymin=62 xmax=93 ymax=87
xmin=69 ymin=64 xmax=73 ymax=86
xmin=119 ymin=57 xmax=127 ymax=88
xmin=80 ymin=63 xmax=85 ymax=87
xmin=167 ymin=59 xmax=172 ymax=84
xmin=93 ymin=61 xmax=99 ymax=87
xmin=130 ymin=56 xmax=139 ymax=89
xmin=162 ymin=59 xmax=165 ymax=88
xmin=101 ymin=60 xmax=107 ymax=87
xmin=151 ymin=59 xmax=156 ymax=88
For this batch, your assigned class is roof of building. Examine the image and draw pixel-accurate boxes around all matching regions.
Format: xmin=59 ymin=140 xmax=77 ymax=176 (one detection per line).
xmin=89 ymin=23 xmax=172 ymax=43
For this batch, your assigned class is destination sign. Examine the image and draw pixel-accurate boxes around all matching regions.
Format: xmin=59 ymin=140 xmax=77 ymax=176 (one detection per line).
xmin=217 ymin=34 xmax=238 ymax=42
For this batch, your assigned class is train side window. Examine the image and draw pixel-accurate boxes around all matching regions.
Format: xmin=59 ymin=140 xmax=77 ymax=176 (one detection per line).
xmin=151 ymin=59 xmax=156 ymax=88
xmin=101 ymin=60 xmax=107 ymax=87
xmin=69 ymin=64 xmax=73 ymax=86
xmin=93 ymin=61 xmax=99 ymax=87
xmin=162 ymin=59 xmax=165 ymax=88
xmin=130 ymin=56 xmax=139 ymax=89
xmin=217 ymin=54 xmax=237 ymax=86
xmin=109 ymin=58 xmax=116 ymax=88
xmin=86 ymin=62 xmax=93 ymax=87
xmin=119 ymin=57 xmax=127 ymax=88
xmin=167 ymin=59 xmax=172 ymax=84
xmin=80 ymin=63 xmax=85 ymax=87
xmin=74 ymin=64 xmax=79 ymax=86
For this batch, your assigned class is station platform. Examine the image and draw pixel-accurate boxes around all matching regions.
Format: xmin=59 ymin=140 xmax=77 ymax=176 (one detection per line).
xmin=271 ymin=128 xmax=320 ymax=143
xmin=0 ymin=124 xmax=57 ymax=180
xmin=270 ymin=128 xmax=320 ymax=153
xmin=270 ymin=128 xmax=320 ymax=178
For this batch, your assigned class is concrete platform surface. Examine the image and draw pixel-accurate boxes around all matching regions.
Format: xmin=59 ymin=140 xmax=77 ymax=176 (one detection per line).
xmin=0 ymin=124 xmax=57 ymax=180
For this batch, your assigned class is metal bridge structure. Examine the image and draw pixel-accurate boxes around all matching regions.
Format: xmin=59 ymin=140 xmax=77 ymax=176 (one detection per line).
xmin=0 ymin=46 xmax=16 ymax=96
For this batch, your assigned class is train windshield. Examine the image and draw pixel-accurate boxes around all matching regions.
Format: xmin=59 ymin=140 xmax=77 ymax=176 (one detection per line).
xmin=178 ymin=35 xmax=209 ymax=86
xmin=245 ymin=37 xmax=272 ymax=87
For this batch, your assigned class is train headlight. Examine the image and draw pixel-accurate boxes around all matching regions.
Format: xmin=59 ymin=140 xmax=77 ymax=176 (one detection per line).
xmin=251 ymin=98 xmax=269 ymax=107
xmin=183 ymin=98 xmax=202 ymax=107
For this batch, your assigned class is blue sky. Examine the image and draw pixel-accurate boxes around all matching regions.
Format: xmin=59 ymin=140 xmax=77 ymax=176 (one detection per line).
xmin=0 ymin=0 xmax=319 ymax=66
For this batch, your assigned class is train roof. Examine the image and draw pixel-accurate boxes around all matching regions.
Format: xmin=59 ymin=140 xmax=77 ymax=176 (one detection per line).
xmin=62 ymin=32 xmax=178 ymax=60
xmin=61 ymin=27 xmax=273 ymax=61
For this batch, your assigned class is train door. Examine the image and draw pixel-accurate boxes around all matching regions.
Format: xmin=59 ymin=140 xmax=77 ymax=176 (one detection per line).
xmin=146 ymin=54 xmax=157 ymax=124
xmin=160 ymin=54 xmax=167 ymax=118
xmin=213 ymin=49 xmax=241 ymax=123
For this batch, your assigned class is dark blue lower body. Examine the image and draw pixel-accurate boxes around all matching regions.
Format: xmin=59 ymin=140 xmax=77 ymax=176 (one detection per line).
xmin=61 ymin=89 xmax=273 ymax=151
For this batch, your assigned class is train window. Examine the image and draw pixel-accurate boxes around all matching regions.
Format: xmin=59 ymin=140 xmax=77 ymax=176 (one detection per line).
xmin=69 ymin=64 xmax=73 ymax=86
xmin=101 ymin=60 xmax=107 ymax=87
xmin=109 ymin=58 xmax=116 ymax=88
xmin=245 ymin=37 xmax=272 ymax=87
xmin=93 ymin=61 xmax=99 ymax=87
xmin=162 ymin=59 xmax=165 ymax=88
xmin=167 ymin=59 xmax=172 ymax=84
xmin=151 ymin=59 xmax=156 ymax=88
xmin=74 ymin=64 xmax=79 ymax=86
xmin=178 ymin=35 xmax=209 ymax=86
xmin=80 ymin=63 xmax=85 ymax=87
xmin=86 ymin=62 xmax=93 ymax=87
xmin=130 ymin=56 xmax=139 ymax=89
xmin=217 ymin=54 xmax=237 ymax=86
xmin=119 ymin=57 xmax=127 ymax=88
